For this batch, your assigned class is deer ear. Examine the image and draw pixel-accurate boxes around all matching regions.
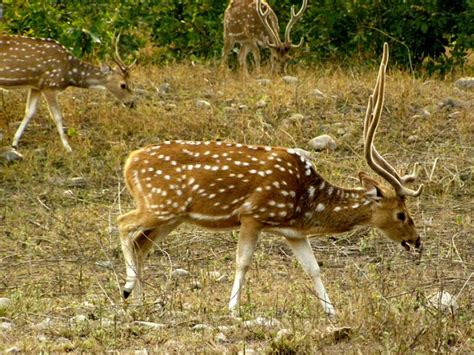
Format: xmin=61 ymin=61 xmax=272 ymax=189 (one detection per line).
xmin=359 ymin=172 xmax=384 ymax=201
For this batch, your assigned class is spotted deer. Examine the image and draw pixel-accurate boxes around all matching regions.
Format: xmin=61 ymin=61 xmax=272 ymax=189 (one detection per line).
xmin=0 ymin=34 xmax=135 ymax=152
xmin=222 ymin=0 xmax=308 ymax=75
xmin=118 ymin=43 xmax=423 ymax=317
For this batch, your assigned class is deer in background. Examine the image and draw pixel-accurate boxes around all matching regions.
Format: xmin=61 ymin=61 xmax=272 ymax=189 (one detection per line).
xmin=223 ymin=0 xmax=308 ymax=75
xmin=0 ymin=34 xmax=136 ymax=152
xmin=118 ymin=43 xmax=423 ymax=317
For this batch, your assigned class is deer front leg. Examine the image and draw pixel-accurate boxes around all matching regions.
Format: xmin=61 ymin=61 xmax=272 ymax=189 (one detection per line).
xmin=229 ymin=217 xmax=261 ymax=316
xmin=12 ymin=89 xmax=41 ymax=148
xmin=285 ymin=237 xmax=336 ymax=317
xmin=42 ymin=90 xmax=72 ymax=152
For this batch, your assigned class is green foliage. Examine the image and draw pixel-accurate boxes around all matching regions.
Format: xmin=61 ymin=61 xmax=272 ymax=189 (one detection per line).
xmin=0 ymin=0 xmax=472 ymax=74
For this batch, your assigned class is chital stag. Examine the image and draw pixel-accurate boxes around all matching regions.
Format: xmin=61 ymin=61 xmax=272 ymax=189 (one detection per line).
xmin=0 ymin=34 xmax=135 ymax=152
xmin=118 ymin=43 xmax=423 ymax=317
xmin=223 ymin=0 xmax=308 ymax=75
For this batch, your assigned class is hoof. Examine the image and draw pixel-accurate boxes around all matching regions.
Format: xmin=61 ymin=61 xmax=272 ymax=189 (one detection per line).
xmin=123 ymin=289 xmax=131 ymax=299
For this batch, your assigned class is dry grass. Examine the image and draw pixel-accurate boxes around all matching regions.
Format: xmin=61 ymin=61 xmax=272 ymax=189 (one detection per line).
xmin=0 ymin=62 xmax=473 ymax=353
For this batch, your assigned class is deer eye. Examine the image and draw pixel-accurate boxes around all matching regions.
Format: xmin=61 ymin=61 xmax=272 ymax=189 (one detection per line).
xmin=397 ymin=212 xmax=406 ymax=222
xmin=120 ymin=83 xmax=128 ymax=89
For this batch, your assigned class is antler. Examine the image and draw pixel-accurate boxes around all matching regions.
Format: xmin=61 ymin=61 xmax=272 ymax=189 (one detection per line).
xmin=363 ymin=43 xmax=423 ymax=198
xmin=256 ymin=0 xmax=282 ymax=48
xmin=113 ymin=32 xmax=137 ymax=74
xmin=284 ymin=0 xmax=308 ymax=48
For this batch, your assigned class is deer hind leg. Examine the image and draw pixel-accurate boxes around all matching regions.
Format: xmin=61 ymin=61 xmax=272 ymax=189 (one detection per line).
xmin=118 ymin=210 xmax=179 ymax=304
xmin=41 ymin=89 xmax=72 ymax=152
xmin=249 ymin=44 xmax=261 ymax=73
xmin=12 ymin=89 xmax=41 ymax=148
xmin=229 ymin=217 xmax=261 ymax=316
xmin=238 ymin=44 xmax=252 ymax=77
xmin=285 ymin=237 xmax=336 ymax=317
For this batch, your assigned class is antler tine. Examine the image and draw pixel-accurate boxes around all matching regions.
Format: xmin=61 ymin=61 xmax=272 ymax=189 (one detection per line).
xmin=256 ymin=0 xmax=282 ymax=48
xmin=113 ymin=32 xmax=137 ymax=73
xmin=284 ymin=0 xmax=308 ymax=47
xmin=364 ymin=43 xmax=423 ymax=198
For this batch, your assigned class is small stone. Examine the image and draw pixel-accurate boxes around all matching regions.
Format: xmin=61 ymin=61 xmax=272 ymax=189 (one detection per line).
xmin=238 ymin=104 xmax=249 ymax=111
xmin=135 ymin=349 xmax=148 ymax=355
xmin=309 ymin=135 xmax=337 ymax=151
xmin=438 ymin=98 xmax=464 ymax=109
xmin=190 ymin=281 xmax=202 ymax=290
xmin=171 ymin=268 xmax=189 ymax=278
xmin=282 ymin=76 xmax=298 ymax=84
xmin=243 ymin=316 xmax=283 ymax=329
xmin=407 ymin=135 xmax=418 ymax=143
xmin=448 ymin=111 xmax=461 ymax=119
xmin=134 ymin=321 xmax=167 ymax=329
xmin=0 ymin=297 xmax=11 ymax=309
xmin=191 ymin=323 xmax=211 ymax=331
xmin=0 ymin=322 xmax=13 ymax=331
xmin=336 ymin=128 xmax=346 ymax=136
xmin=195 ymin=99 xmax=212 ymax=109
xmin=454 ymin=77 xmax=474 ymax=90
xmin=309 ymin=88 xmax=326 ymax=99
xmin=428 ymin=291 xmax=458 ymax=314
xmin=289 ymin=113 xmax=304 ymax=121
xmin=5 ymin=347 xmax=20 ymax=354
xmin=37 ymin=334 xmax=48 ymax=342
xmin=215 ymin=332 xmax=227 ymax=343
xmin=32 ymin=318 xmax=53 ymax=330
xmin=256 ymin=99 xmax=267 ymax=108
xmin=158 ymin=83 xmax=170 ymax=94
xmin=63 ymin=190 xmax=74 ymax=197
xmin=412 ymin=109 xmax=431 ymax=119
xmin=0 ymin=147 xmax=23 ymax=162
xmin=165 ymin=103 xmax=177 ymax=110
xmin=256 ymin=79 xmax=271 ymax=86
xmin=275 ymin=328 xmax=292 ymax=342
xmin=70 ymin=315 xmax=87 ymax=324
xmin=238 ymin=348 xmax=257 ymax=355
xmin=66 ymin=177 xmax=87 ymax=188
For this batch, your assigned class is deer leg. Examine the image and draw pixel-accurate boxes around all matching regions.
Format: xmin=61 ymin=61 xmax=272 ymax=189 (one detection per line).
xmin=41 ymin=90 xmax=72 ymax=152
xmin=118 ymin=212 xmax=180 ymax=304
xmin=285 ymin=237 xmax=336 ymax=317
xmin=222 ymin=36 xmax=234 ymax=70
xmin=238 ymin=45 xmax=251 ymax=77
xmin=229 ymin=217 xmax=261 ymax=316
xmin=249 ymin=44 xmax=261 ymax=73
xmin=12 ymin=89 xmax=41 ymax=148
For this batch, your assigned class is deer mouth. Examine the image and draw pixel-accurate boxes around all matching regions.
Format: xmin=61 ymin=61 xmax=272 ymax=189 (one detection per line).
xmin=401 ymin=237 xmax=422 ymax=252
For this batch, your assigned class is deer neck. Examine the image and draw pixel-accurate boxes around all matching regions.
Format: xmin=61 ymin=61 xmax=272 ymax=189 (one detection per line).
xmin=67 ymin=58 xmax=107 ymax=89
xmin=300 ymin=179 xmax=373 ymax=234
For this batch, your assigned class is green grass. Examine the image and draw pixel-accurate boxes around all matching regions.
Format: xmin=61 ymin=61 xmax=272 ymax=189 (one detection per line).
xmin=0 ymin=63 xmax=472 ymax=352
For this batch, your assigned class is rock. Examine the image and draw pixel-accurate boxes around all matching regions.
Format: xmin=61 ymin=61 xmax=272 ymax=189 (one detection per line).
xmin=135 ymin=349 xmax=148 ymax=355
xmin=217 ymin=325 xmax=233 ymax=332
xmin=63 ymin=190 xmax=74 ymax=197
xmin=32 ymin=318 xmax=53 ymax=330
xmin=256 ymin=99 xmax=267 ymax=109
xmin=289 ymin=113 xmax=304 ymax=121
xmin=191 ymin=323 xmax=212 ymax=331
xmin=238 ymin=104 xmax=249 ymax=111
xmin=256 ymin=79 xmax=271 ymax=86
xmin=336 ymin=128 xmax=346 ymax=136
xmin=309 ymin=135 xmax=337 ymax=151
xmin=428 ymin=291 xmax=458 ymax=314
xmin=0 ymin=322 xmax=13 ymax=331
xmin=0 ymin=147 xmax=23 ymax=162
xmin=215 ymin=332 xmax=227 ymax=343
xmin=238 ymin=348 xmax=257 ymax=355
xmin=0 ymin=297 xmax=11 ymax=309
xmin=412 ymin=109 xmax=431 ymax=119
xmin=275 ymin=328 xmax=292 ymax=342
xmin=190 ymin=281 xmax=202 ymax=290
xmin=70 ymin=314 xmax=88 ymax=324
xmin=448 ymin=111 xmax=461 ymax=119
xmin=407 ymin=135 xmax=418 ymax=143
xmin=66 ymin=177 xmax=87 ymax=188
xmin=454 ymin=77 xmax=474 ymax=90
xmin=310 ymin=88 xmax=326 ymax=99
xmin=158 ymin=83 xmax=170 ymax=94
xmin=195 ymin=99 xmax=212 ymax=109
xmin=37 ymin=334 xmax=48 ymax=342
xmin=5 ymin=347 xmax=20 ymax=354
xmin=438 ymin=98 xmax=464 ymax=109
xmin=243 ymin=316 xmax=283 ymax=329
xmin=171 ymin=268 xmax=189 ymax=278
xmin=282 ymin=76 xmax=298 ymax=84
xmin=165 ymin=103 xmax=177 ymax=110
xmin=134 ymin=321 xmax=167 ymax=329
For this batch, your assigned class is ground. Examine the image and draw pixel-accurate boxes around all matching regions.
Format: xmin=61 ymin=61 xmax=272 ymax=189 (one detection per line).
xmin=0 ymin=62 xmax=472 ymax=353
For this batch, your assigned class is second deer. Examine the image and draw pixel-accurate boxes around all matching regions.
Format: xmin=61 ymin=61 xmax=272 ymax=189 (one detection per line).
xmin=0 ymin=34 xmax=136 ymax=152
xmin=117 ymin=43 xmax=423 ymax=317
xmin=223 ymin=0 xmax=308 ymax=75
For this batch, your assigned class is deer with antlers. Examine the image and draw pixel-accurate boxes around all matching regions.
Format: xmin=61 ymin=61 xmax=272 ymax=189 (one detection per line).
xmin=118 ymin=43 xmax=423 ymax=317
xmin=223 ymin=0 xmax=308 ymax=75
xmin=0 ymin=34 xmax=136 ymax=152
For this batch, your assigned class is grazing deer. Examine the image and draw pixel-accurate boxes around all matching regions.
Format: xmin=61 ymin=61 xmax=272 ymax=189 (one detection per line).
xmin=118 ymin=43 xmax=423 ymax=317
xmin=0 ymin=34 xmax=136 ymax=152
xmin=222 ymin=0 xmax=308 ymax=75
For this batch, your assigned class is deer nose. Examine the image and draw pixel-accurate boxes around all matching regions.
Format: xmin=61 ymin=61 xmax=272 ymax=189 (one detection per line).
xmin=414 ymin=236 xmax=421 ymax=249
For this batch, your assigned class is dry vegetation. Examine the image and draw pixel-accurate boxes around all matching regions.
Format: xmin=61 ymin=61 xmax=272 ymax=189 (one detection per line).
xmin=0 ymin=62 xmax=473 ymax=353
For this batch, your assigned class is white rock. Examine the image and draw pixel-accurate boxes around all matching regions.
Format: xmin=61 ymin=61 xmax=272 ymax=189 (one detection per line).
xmin=0 ymin=297 xmax=11 ymax=309
xmin=454 ymin=77 xmax=474 ymax=90
xmin=135 ymin=349 xmax=149 ymax=355
xmin=5 ymin=347 xmax=20 ymax=354
xmin=1 ymin=322 xmax=13 ymax=331
xmin=191 ymin=323 xmax=212 ymax=331
xmin=256 ymin=79 xmax=271 ymax=86
xmin=289 ymin=113 xmax=304 ymax=121
xmin=407 ymin=135 xmax=418 ymax=143
xmin=195 ymin=99 xmax=212 ymax=109
xmin=238 ymin=349 xmax=257 ymax=355
xmin=238 ymin=104 xmax=249 ymax=111
xmin=70 ymin=315 xmax=88 ymax=324
xmin=217 ymin=325 xmax=233 ymax=332
xmin=134 ymin=321 xmax=167 ymax=329
xmin=275 ymin=328 xmax=292 ymax=342
xmin=243 ymin=316 xmax=283 ymax=329
xmin=171 ymin=268 xmax=190 ymax=278
xmin=428 ymin=291 xmax=458 ymax=314
xmin=37 ymin=334 xmax=48 ymax=342
xmin=63 ymin=189 xmax=74 ymax=197
xmin=309 ymin=135 xmax=337 ymax=151
xmin=256 ymin=99 xmax=267 ymax=108
xmin=0 ymin=148 xmax=23 ymax=162
xmin=336 ymin=128 xmax=346 ymax=136
xmin=215 ymin=332 xmax=227 ymax=343
xmin=282 ymin=76 xmax=298 ymax=84
xmin=310 ymin=88 xmax=326 ymax=99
